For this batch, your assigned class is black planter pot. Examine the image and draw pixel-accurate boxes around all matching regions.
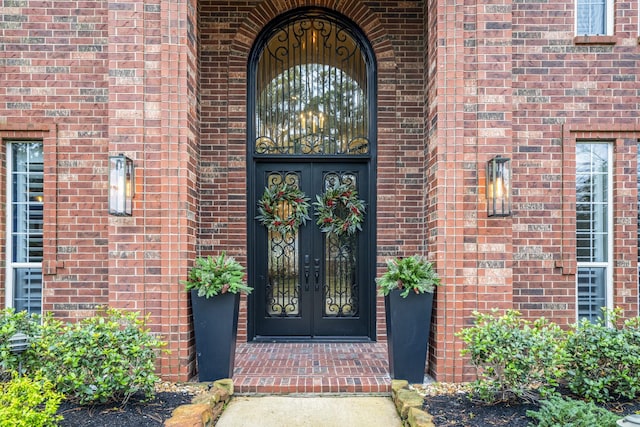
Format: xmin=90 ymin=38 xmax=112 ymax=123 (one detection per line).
xmin=385 ymin=290 xmax=434 ymax=383
xmin=190 ymin=290 xmax=239 ymax=381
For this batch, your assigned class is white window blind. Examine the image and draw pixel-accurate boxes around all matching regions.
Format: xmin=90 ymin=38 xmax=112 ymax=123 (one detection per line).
xmin=576 ymin=142 xmax=612 ymax=321
xmin=576 ymin=0 xmax=612 ymax=35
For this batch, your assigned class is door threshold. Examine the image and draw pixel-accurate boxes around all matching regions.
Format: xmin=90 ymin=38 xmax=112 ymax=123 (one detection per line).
xmin=251 ymin=335 xmax=374 ymax=343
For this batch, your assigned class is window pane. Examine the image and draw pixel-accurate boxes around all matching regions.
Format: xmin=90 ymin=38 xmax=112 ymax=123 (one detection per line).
xmin=9 ymin=142 xmax=44 ymax=314
xmin=11 ymin=144 xmax=44 ymax=263
xmin=576 ymin=143 xmax=608 ymax=263
xmin=577 ymin=0 xmax=606 ymax=35
xmin=637 ymin=144 xmax=640 ymax=309
xmin=13 ymin=268 xmax=42 ymax=315
xmin=577 ymin=267 xmax=606 ymax=321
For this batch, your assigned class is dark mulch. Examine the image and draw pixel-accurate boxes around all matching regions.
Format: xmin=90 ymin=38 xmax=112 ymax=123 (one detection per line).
xmin=55 ymin=388 xmax=640 ymax=426
xmin=424 ymin=394 xmax=539 ymax=426
xmin=56 ymin=392 xmax=194 ymax=427
xmin=423 ymin=392 xmax=640 ymax=426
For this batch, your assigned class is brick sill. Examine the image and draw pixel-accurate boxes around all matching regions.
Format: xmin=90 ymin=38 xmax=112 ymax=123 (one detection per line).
xmin=573 ymin=35 xmax=616 ymax=45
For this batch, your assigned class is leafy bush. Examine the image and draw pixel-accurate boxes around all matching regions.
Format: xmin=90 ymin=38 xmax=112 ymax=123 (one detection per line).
xmin=37 ymin=308 xmax=166 ymax=405
xmin=0 ymin=372 xmax=63 ymax=427
xmin=526 ymin=395 xmax=620 ymax=427
xmin=0 ymin=308 xmax=45 ymax=377
xmin=565 ymin=309 xmax=640 ymax=402
xmin=457 ymin=309 xmax=567 ymax=403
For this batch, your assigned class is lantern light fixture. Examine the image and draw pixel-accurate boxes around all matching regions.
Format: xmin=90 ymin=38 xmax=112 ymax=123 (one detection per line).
xmin=108 ymin=154 xmax=135 ymax=216
xmin=486 ymin=155 xmax=512 ymax=217
xmin=8 ymin=332 xmax=29 ymax=375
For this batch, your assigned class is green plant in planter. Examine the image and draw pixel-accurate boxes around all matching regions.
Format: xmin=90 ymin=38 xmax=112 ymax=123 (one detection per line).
xmin=183 ymin=252 xmax=253 ymax=298
xmin=376 ymin=255 xmax=440 ymax=298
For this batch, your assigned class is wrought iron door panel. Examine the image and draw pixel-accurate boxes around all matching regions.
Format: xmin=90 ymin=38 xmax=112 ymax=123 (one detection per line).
xmin=265 ymin=172 xmax=302 ymax=317
xmin=254 ymin=165 xmax=312 ymax=337
xmin=323 ymin=232 xmax=358 ymax=317
xmin=320 ymin=172 xmax=359 ymax=318
xmin=253 ymin=163 xmax=369 ymax=338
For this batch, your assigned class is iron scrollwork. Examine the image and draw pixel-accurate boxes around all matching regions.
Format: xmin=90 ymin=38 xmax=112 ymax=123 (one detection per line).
xmin=264 ymin=172 xmax=302 ymax=318
xmin=255 ymin=15 xmax=369 ymax=156
xmin=321 ymin=171 xmax=360 ymax=317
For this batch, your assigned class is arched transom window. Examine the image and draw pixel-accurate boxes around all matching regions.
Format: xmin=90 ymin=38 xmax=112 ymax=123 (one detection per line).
xmin=253 ymin=12 xmax=371 ymax=156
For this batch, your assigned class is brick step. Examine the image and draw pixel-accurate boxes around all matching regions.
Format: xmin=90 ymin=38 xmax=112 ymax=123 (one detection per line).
xmin=232 ymin=342 xmax=392 ymax=394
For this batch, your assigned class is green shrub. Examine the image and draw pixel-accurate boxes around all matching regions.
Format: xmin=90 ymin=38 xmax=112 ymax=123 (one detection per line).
xmin=457 ymin=309 xmax=567 ymax=403
xmin=0 ymin=308 xmax=45 ymax=377
xmin=37 ymin=308 xmax=166 ymax=405
xmin=0 ymin=372 xmax=63 ymax=427
xmin=565 ymin=309 xmax=640 ymax=402
xmin=526 ymin=395 xmax=620 ymax=427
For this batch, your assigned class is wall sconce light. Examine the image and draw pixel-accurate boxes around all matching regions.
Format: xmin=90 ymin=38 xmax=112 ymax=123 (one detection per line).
xmin=109 ymin=154 xmax=134 ymax=216
xmin=486 ymin=155 xmax=511 ymax=217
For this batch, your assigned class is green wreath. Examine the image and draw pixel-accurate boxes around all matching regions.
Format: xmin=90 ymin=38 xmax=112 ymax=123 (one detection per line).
xmin=256 ymin=183 xmax=310 ymax=236
xmin=314 ymin=183 xmax=366 ymax=236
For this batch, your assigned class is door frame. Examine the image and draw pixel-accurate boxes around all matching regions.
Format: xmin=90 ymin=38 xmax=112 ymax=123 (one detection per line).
xmin=245 ymin=7 xmax=378 ymax=342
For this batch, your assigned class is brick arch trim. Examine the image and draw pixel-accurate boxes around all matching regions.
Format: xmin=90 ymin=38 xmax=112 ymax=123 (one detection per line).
xmin=230 ymin=1 xmax=396 ymax=70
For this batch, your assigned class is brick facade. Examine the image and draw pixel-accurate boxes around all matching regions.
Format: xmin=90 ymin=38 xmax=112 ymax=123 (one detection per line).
xmin=1 ymin=0 xmax=639 ymax=382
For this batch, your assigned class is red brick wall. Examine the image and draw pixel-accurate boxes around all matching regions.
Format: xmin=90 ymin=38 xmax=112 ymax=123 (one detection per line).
xmin=511 ymin=0 xmax=640 ymax=327
xmin=1 ymin=1 xmax=111 ymax=318
xmin=1 ymin=0 xmax=199 ymax=380
xmin=2 ymin=0 xmax=639 ymax=383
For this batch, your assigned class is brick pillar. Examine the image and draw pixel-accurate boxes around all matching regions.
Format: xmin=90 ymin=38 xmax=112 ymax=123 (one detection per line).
xmin=107 ymin=0 xmax=198 ymax=381
xmin=429 ymin=0 xmax=514 ymax=382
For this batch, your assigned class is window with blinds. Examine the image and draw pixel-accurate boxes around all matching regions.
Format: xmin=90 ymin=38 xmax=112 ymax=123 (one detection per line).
xmin=576 ymin=142 xmax=612 ymax=322
xmin=576 ymin=0 xmax=613 ymax=36
xmin=637 ymin=143 xmax=640 ymax=312
xmin=6 ymin=141 xmax=43 ymax=314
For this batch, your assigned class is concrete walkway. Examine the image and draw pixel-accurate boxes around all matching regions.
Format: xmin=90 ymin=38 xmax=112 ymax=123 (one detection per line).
xmin=215 ymin=395 xmax=402 ymax=427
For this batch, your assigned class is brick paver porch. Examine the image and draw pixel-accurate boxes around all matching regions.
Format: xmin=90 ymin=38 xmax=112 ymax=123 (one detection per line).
xmin=232 ymin=342 xmax=391 ymax=394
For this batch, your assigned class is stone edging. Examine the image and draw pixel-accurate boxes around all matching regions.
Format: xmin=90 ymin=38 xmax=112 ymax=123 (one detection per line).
xmin=164 ymin=379 xmax=233 ymax=427
xmin=391 ymin=379 xmax=435 ymax=427
xmin=164 ymin=378 xmax=435 ymax=426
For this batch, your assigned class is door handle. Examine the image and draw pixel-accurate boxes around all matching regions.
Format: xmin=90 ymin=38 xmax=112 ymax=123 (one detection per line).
xmin=304 ymin=255 xmax=310 ymax=291
xmin=314 ymin=258 xmax=320 ymax=291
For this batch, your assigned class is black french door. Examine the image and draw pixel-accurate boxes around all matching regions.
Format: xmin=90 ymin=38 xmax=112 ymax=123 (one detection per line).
xmin=251 ymin=161 xmax=371 ymax=338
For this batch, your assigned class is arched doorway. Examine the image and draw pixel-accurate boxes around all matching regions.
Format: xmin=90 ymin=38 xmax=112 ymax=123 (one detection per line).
xmin=247 ymin=8 xmax=377 ymax=340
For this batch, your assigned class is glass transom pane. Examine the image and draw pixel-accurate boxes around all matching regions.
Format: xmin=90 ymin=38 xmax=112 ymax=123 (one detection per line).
xmin=255 ymin=16 xmax=369 ymax=156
